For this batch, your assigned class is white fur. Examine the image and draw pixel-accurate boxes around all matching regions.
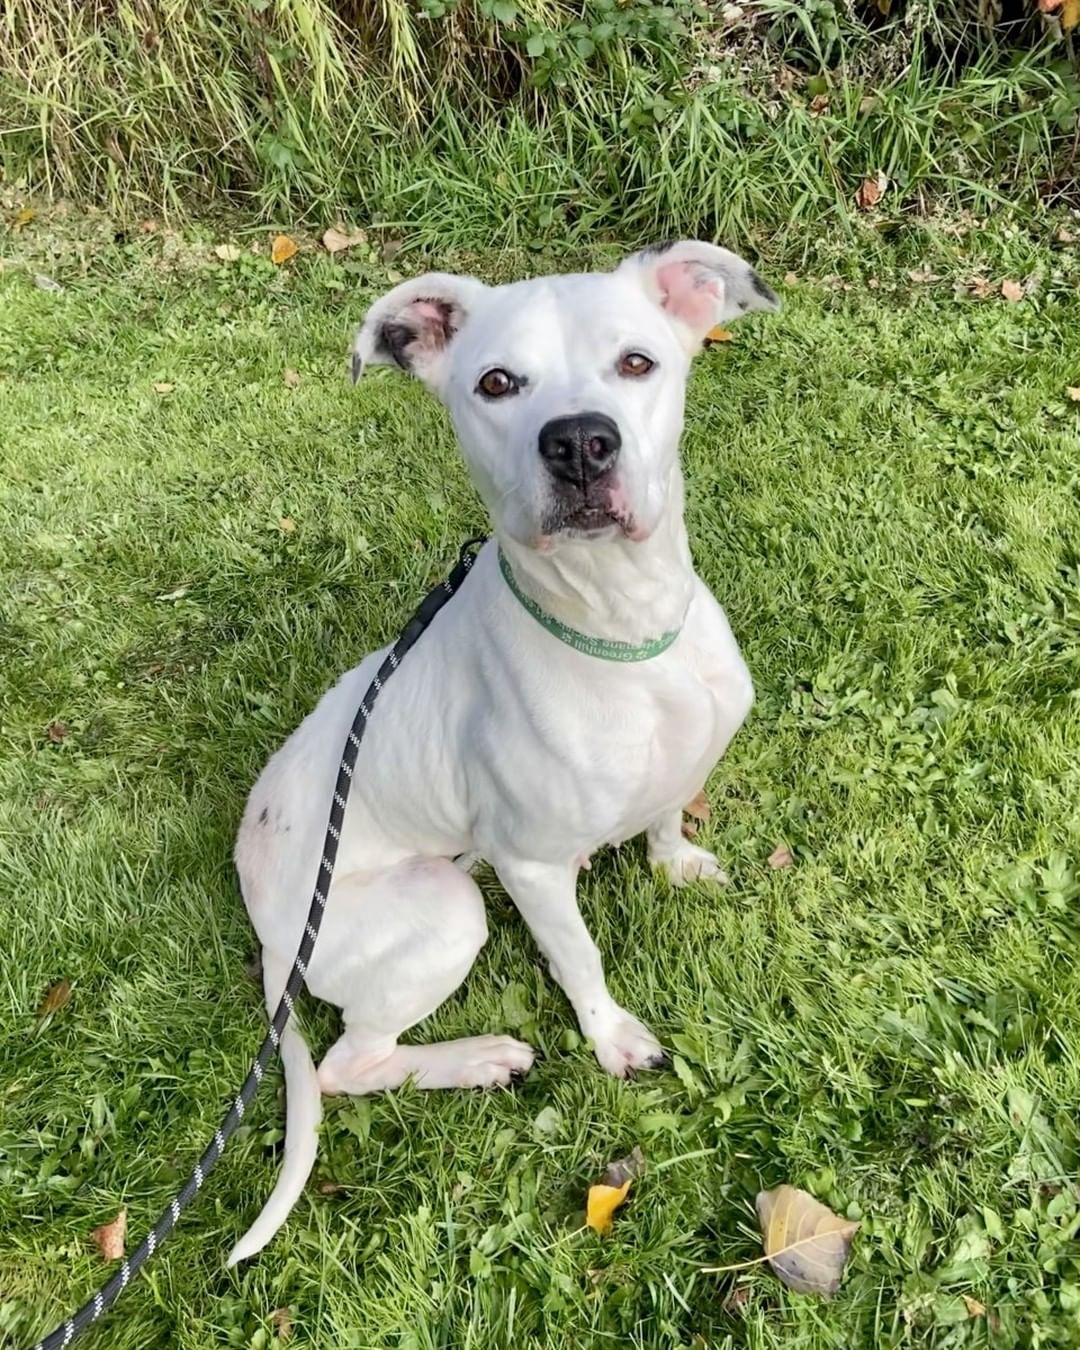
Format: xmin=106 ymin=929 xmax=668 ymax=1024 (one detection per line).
xmin=227 ymin=242 xmax=778 ymax=1264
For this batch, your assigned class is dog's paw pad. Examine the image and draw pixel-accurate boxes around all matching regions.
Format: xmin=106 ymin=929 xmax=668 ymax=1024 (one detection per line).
xmin=652 ymin=843 xmax=728 ymax=887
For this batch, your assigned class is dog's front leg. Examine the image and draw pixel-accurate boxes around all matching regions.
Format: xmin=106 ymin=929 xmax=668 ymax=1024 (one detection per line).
xmin=646 ymin=808 xmax=729 ymax=887
xmin=494 ymin=858 xmax=665 ymax=1077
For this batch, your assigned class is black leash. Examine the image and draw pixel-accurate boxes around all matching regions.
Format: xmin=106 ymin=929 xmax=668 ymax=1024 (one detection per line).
xmin=29 ymin=537 xmax=487 ymax=1350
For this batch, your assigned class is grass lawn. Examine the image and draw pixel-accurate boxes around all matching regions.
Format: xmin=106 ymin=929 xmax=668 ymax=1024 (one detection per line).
xmin=2 ymin=214 xmax=1080 ymax=1349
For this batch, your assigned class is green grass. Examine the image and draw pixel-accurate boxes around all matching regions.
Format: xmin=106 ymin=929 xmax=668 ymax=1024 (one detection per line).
xmin=2 ymin=212 xmax=1080 ymax=1349
xmin=2 ymin=0 xmax=1078 ymax=245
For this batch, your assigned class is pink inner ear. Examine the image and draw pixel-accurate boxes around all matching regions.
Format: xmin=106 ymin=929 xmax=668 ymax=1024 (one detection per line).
xmin=656 ymin=260 xmax=721 ymax=332
xmin=412 ymin=299 xmax=449 ymax=328
xmin=403 ymin=297 xmax=456 ymax=360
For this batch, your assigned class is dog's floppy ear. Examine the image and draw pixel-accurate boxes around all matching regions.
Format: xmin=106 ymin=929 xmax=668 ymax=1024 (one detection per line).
xmin=617 ymin=241 xmax=779 ymax=353
xmin=351 ymin=272 xmax=488 ymax=389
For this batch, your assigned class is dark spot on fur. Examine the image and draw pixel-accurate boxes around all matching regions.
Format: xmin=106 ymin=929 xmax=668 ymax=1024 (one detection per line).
xmin=375 ymin=319 xmax=417 ymax=371
xmin=738 ymin=298 xmax=748 ymax=311
xmin=750 ymin=269 xmax=779 ymax=307
xmin=375 ymin=298 xmax=459 ymax=372
xmin=641 ymin=240 xmax=675 ymax=257
xmin=258 ymin=806 xmax=269 ymax=825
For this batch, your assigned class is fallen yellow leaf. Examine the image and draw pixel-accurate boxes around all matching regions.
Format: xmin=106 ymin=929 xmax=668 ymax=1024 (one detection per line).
xmin=585 ymin=1145 xmax=645 ymax=1233
xmin=1063 ymin=0 xmax=1080 ymax=29
xmin=755 ymin=1185 xmax=859 ymax=1296
xmin=92 ymin=1207 xmax=127 ymax=1262
xmin=586 ymin=1179 xmax=632 ymax=1234
xmin=278 ymin=516 xmax=296 ymax=533
xmin=271 ymin=234 xmax=299 ymax=265
xmin=152 ymin=382 xmax=175 ymax=394
xmin=964 ymin=1295 xmax=986 ymax=1318
xmin=1065 ymin=387 xmax=1080 ymax=401
xmin=768 ymin=844 xmax=794 ymax=870
xmin=705 ymin=326 xmax=733 ymax=344
xmin=214 ymin=243 xmax=242 ymax=262
xmin=14 ymin=206 xmax=34 ymax=228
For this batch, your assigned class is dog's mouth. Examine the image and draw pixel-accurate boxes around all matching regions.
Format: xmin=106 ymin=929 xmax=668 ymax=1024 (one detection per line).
xmin=541 ymin=479 xmax=646 ymax=542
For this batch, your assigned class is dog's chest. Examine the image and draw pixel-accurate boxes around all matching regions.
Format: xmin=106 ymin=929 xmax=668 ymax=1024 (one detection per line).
xmin=478 ymin=597 xmax=751 ymax=855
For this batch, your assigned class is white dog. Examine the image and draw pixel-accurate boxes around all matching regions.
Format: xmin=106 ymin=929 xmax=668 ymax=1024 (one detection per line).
xmin=228 ymin=241 xmax=779 ymax=1264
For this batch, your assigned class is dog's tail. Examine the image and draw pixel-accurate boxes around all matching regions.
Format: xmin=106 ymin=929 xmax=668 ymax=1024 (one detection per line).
xmin=226 ymin=952 xmax=321 ymax=1266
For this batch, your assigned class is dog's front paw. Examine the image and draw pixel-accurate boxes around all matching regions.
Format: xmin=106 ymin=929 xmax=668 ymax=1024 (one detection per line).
xmin=589 ymin=1009 xmax=666 ymax=1078
xmin=651 ymin=842 xmax=728 ymax=887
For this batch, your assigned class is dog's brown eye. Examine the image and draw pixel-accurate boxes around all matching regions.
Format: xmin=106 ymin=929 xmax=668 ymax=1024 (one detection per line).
xmin=478 ymin=368 xmax=515 ymax=399
xmin=618 ymin=352 xmax=654 ymax=378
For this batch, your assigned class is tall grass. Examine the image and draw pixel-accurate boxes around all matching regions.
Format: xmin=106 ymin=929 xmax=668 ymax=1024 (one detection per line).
xmin=1 ymin=0 xmax=1077 ymax=243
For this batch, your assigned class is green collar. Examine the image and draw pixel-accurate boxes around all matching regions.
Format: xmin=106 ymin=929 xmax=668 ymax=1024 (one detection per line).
xmin=497 ymin=548 xmax=681 ymax=662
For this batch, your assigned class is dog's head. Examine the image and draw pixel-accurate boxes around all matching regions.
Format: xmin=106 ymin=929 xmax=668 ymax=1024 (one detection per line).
xmin=351 ymin=242 xmax=778 ymax=550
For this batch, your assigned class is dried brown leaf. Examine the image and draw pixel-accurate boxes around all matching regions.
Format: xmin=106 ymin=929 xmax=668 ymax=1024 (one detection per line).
xmin=214 ymin=243 xmax=242 ymax=262
xmin=854 ymin=172 xmax=887 ymax=210
xmin=964 ymin=1296 xmax=986 ymax=1318
xmin=271 ymin=1307 xmax=294 ymax=1340
xmin=783 ymin=271 xmax=799 ymax=286
xmin=768 ymin=844 xmax=794 ymax=870
xmin=1000 ymin=278 xmax=1024 ymax=303
xmin=278 ymin=516 xmax=296 ymax=533
xmin=37 ymin=980 xmax=72 ymax=1019
xmin=755 ymin=1185 xmax=859 ymax=1296
xmin=601 ymin=1145 xmax=646 ymax=1188
xmin=14 ymin=206 xmax=34 ymax=228
xmin=283 ymin=368 xmax=301 ymax=388
xmin=322 ymin=225 xmax=367 ymax=254
xmin=92 ymin=1207 xmax=127 ymax=1262
xmin=1066 ymin=387 xmax=1080 ymax=401
xmin=46 ymin=721 xmax=69 ymax=744
xmin=152 ymin=381 xmax=175 ymax=394
xmin=723 ymin=1285 xmax=752 ymax=1313
xmin=271 ymin=234 xmax=299 ymax=265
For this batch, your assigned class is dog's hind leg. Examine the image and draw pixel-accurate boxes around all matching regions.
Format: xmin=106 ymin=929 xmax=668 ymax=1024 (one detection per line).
xmin=314 ymin=858 xmax=535 ymax=1096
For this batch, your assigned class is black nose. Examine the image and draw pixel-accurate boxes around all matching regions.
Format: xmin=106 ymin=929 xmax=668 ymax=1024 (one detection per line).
xmin=538 ymin=413 xmax=621 ymax=486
